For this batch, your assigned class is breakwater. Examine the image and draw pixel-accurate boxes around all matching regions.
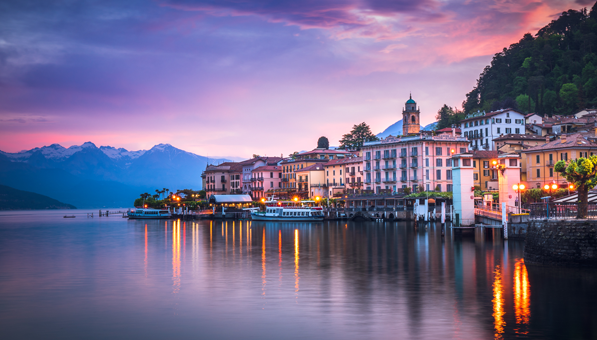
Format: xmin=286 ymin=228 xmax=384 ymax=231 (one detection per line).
xmin=525 ymin=220 xmax=597 ymax=267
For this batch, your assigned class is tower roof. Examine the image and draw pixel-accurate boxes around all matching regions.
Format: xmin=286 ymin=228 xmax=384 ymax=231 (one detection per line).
xmin=406 ymin=93 xmax=416 ymax=104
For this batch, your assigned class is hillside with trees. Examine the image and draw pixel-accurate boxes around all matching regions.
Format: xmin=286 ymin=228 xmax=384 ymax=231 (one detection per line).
xmin=463 ymin=2 xmax=597 ymax=116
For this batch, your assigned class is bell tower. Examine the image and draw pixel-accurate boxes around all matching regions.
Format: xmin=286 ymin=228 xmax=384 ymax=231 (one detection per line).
xmin=402 ymin=93 xmax=420 ymax=136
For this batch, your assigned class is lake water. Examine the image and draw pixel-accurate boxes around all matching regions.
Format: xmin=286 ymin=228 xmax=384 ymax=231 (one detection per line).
xmin=1 ymin=210 xmax=596 ymax=340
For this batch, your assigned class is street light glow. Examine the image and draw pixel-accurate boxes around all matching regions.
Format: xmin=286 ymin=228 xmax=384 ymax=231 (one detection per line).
xmin=544 ymin=184 xmax=550 ymax=190
xmin=551 ymin=184 xmax=558 ymax=190
xmin=570 ymin=184 xmax=575 ymax=190
xmin=519 ymin=184 xmax=525 ymax=190
xmin=513 ymin=184 xmax=519 ymax=190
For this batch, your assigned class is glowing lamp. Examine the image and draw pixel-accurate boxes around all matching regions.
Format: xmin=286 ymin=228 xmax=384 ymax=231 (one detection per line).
xmin=451 ymin=149 xmax=455 ymax=154
xmin=552 ymin=184 xmax=558 ymax=190
xmin=492 ymin=160 xmax=497 ymax=165
xmin=293 ymin=197 xmax=298 ymax=202
xmin=144 ymin=204 xmax=147 ymax=208
xmin=519 ymin=184 xmax=525 ymax=190
xmin=569 ymin=184 xmax=575 ymax=190
xmin=315 ymin=196 xmax=320 ymax=201
xmin=512 ymin=184 xmax=519 ymax=190
xmin=543 ymin=184 xmax=550 ymax=190
xmin=261 ymin=198 xmax=265 ymax=202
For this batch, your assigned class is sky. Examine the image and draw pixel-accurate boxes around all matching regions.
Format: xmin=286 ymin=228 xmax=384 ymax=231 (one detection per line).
xmin=0 ymin=0 xmax=591 ymax=158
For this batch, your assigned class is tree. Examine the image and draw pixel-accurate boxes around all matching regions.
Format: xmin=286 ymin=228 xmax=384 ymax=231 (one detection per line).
xmin=543 ymin=90 xmax=558 ymax=115
xmin=560 ymin=83 xmax=579 ymax=114
xmin=339 ymin=122 xmax=379 ymax=150
xmin=554 ymin=156 xmax=597 ymax=218
xmin=515 ymin=94 xmax=535 ymax=113
xmin=317 ymin=136 xmax=329 ymax=149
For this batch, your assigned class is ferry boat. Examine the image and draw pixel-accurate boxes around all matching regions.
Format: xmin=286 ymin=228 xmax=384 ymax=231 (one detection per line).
xmin=251 ymin=196 xmax=324 ymax=221
xmin=127 ymin=208 xmax=172 ymax=219
xmin=251 ymin=206 xmax=324 ymax=221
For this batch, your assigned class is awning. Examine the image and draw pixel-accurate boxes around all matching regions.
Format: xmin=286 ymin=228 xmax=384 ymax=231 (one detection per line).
xmin=553 ymin=191 xmax=597 ymax=203
xmin=209 ymin=195 xmax=253 ymax=204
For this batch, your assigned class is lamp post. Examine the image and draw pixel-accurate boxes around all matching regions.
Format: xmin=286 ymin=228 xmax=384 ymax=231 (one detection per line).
xmin=512 ymin=183 xmax=526 ymax=214
xmin=543 ymin=182 xmax=558 ymax=200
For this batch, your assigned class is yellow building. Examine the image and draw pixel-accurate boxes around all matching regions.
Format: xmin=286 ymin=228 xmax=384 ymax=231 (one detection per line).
xmin=295 ymin=163 xmax=326 ymax=199
xmin=472 ymin=151 xmax=498 ymax=190
xmin=323 ymin=156 xmax=363 ymax=198
xmin=493 ymin=134 xmax=548 ymax=182
xmin=522 ymin=133 xmax=597 ymax=189
xmin=280 ymin=148 xmax=353 ymax=198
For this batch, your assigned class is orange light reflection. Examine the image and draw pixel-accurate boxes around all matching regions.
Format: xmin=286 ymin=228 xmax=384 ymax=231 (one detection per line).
xmin=294 ymin=229 xmax=300 ymax=301
xmin=492 ymin=265 xmax=505 ymax=339
xmin=172 ymin=220 xmax=181 ymax=293
xmin=514 ymin=259 xmax=531 ymax=331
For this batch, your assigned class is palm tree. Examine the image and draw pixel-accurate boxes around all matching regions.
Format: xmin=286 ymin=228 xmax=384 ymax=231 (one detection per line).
xmin=164 ymin=188 xmax=169 ymax=200
xmin=155 ymin=189 xmax=161 ymax=199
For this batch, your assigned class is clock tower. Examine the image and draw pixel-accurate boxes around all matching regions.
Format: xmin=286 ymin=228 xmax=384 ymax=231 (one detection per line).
xmin=402 ymin=94 xmax=420 ymax=136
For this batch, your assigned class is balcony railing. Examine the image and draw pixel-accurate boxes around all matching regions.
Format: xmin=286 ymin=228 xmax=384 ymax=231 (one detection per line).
xmin=281 ymin=178 xmax=289 ymax=182
xmin=374 ymin=178 xmax=381 ymax=183
xmin=383 ymin=154 xmax=395 ymax=159
xmin=400 ymin=152 xmax=407 ymax=158
xmin=374 ymin=166 xmax=381 ymax=171
xmin=411 ymin=151 xmax=418 ymax=157
xmin=400 ymin=177 xmax=408 ymax=182
xmin=348 ymin=171 xmax=356 ymax=176
xmin=383 ymin=165 xmax=396 ymax=170
xmin=220 ymin=179 xmax=227 ymax=183
xmin=399 ymin=164 xmax=408 ymax=169
xmin=547 ymin=160 xmax=555 ymax=166
xmin=365 ymin=180 xmax=372 ymax=184
xmin=253 ymin=186 xmax=264 ymax=191
xmin=364 ymin=167 xmax=371 ymax=172
xmin=383 ymin=178 xmax=397 ymax=183
xmin=410 ymin=163 xmax=418 ymax=168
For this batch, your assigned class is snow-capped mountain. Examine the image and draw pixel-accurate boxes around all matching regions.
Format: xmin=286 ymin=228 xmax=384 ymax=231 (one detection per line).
xmin=0 ymin=142 xmax=230 ymax=208
xmin=377 ymin=120 xmax=438 ymax=138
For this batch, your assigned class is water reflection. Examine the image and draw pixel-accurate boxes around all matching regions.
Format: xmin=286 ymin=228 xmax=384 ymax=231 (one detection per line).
xmin=514 ymin=259 xmax=530 ymax=331
xmin=493 ymin=265 xmax=505 ymax=338
xmin=4 ymin=214 xmax=597 ymax=340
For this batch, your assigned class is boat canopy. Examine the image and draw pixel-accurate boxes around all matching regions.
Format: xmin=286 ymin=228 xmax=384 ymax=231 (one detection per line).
xmin=209 ymin=195 xmax=253 ymax=204
xmin=553 ymin=191 xmax=597 ymax=203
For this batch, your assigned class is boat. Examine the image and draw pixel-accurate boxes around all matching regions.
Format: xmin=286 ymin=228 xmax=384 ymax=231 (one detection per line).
xmin=63 ymin=215 xmax=76 ymax=218
xmin=127 ymin=208 xmax=172 ymax=219
xmin=251 ymin=196 xmax=324 ymax=222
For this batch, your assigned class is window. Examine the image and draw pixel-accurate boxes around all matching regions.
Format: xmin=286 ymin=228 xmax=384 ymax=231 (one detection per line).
xmin=436 ymin=159 xmax=443 ymax=167
xmin=515 ymin=128 xmax=520 ymax=134
xmin=426 ymin=169 xmax=429 ymax=180
xmin=536 ymin=168 xmax=540 ymax=178
xmin=480 ymin=119 xmax=484 ymax=125
xmin=425 ymin=158 xmax=429 ymax=167
xmin=473 ymin=160 xmax=477 ymax=167
xmin=460 ymin=148 xmax=466 ymax=153
xmin=486 ymin=128 xmax=488 ymax=136
xmin=447 ymin=147 xmax=450 ymax=155
xmin=536 ymin=155 xmax=540 ymax=164
xmin=509 ymin=159 xmax=517 ymax=167
xmin=465 ymin=122 xmax=469 ymax=128
xmin=437 ymin=184 xmax=442 ymax=192
xmin=463 ymin=159 xmax=471 ymax=166
xmin=474 ymin=120 xmax=479 ymax=126
xmin=549 ymin=168 xmax=553 ymax=177
xmin=505 ymin=119 xmax=511 ymax=124
xmin=447 ymin=170 xmax=452 ymax=180
xmin=486 ymin=119 xmax=490 ymax=124
xmin=436 ymin=147 xmax=442 ymax=156
xmin=483 ymin=161 xmax=489 ymax=168
xmin=473 ymin=173 xmax=479 ymax=180
xmin=561 ymin=153 xmax=568 ymax=161
xmin=447 ymin=184 xmax=453 ymax=192
xmin=483 ymin=170 xmax=489 ymax=176
xmin=505 ymin=128 xmax=512 ymax=133
xmin=497 ymin=127 xmax=501 ymax=134
xmin=436 ymin=169 xmax=441 ymax=180
xmin=446 ymin=159 xmax=452 ymax=167
xmin=425 ymin=147 xmax=429 ymax=156
xmin=496 ymin=118 xmax=502 ymax=123
xmin=506 ymin=112 xmax=510 ymax=117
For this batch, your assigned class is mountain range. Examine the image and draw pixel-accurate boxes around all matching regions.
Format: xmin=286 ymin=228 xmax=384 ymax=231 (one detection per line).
xmin=0 ymin=143 xmax=229 ymax=208
xmin=377 ymin=120 xmax=437 ymax=138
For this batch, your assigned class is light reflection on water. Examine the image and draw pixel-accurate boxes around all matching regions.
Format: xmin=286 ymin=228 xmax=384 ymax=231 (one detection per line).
xmin=0 ymin=210 xmax=596 ymax=340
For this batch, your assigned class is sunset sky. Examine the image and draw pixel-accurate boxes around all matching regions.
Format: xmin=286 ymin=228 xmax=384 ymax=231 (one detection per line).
xmin=0 ymin=0 xmax=590 ymax=158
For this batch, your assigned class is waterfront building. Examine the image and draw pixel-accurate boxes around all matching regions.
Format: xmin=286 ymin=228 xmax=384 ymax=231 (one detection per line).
xmin=203 ymin=162 xmax=243 ymax=199
xmin=493 ymin=134 xmax=549 ymax=182
xmin=279 ymin=148 xmax=353 ymax=199
xmin=522 ymin=133 xmax=597 ymax=189
xmin=525 ymin=113 xmax=543 ymax=125
xmin=459 ymin=108 xmax=525 ymax=150
xmin=471 ymin=150 xmax=498 ymax=190
xmin=402 ymin=94 xmax=420 ymax=136
xmin=250 ymin=165 xmax=281 ymax=200
xmin=361 ymin=132 xmax=469 ymax=194
xmin=323 ymin=156 xmax=363 ymax=198
xmin=240 ymin=156 xmax=282 ymax=195
xmin=295 ymin=163 xmax=326 ymax=199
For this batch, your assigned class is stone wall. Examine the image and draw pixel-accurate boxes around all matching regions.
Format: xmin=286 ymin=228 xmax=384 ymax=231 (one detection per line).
xmin=525 ymin=220 xmax=597 ymax=267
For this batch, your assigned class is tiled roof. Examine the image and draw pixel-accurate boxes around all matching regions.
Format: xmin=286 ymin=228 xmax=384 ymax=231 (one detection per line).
xmin=459 ymin=108 xmax=524 ymax=124
xmin=436 ymin=127 xmax=462 ymax=133
xmin=252 ymin=165 xmax=280 ymax=172
xmin=239 ymin=156 xmax=283 ymax=165
xmin=298 ymin=149 xmax=351 ymax=156
xmin=522 ymin=133 xmax=597 ymax=152
xmin=493 ymin=134 xmax=547 ymax=141
xmin=472 ymin=150 xmax=498 ymax=159
xmin=324 ymin=156 xmax=363 ymax=166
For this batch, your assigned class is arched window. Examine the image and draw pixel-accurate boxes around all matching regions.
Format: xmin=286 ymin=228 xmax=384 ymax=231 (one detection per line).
xmin=411 ymin=115 xmax=416 ymax=123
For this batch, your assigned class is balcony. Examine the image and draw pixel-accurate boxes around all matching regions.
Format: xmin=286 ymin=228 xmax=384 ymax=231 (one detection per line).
xmin=411 ymin=151 xmax=418 ymax=157
xmin=383 ymin=165 xmax=396 ymax=170
xmin=365 ymin=180 xmax=372 ymax=184
xmin=383 ymin=154 xmax=395 ymax=159
xmin=410 ymin=163 xmax=418 ymax=168
xmin=400 ymin=177 xmax=408 ymax=182
xmin=281 ymin=178 xmax=289 ymax=182
xmin=399 ymin=152 xmax=407 ymax=158
xmin=213 ymin=188 xmax=226 ymax=192
xmin=374 ymin=166 xmax=381 ymax=171
xmin=374 ymin=155 xmax=381 ymax=160
xmin=383 ymin=178 xmax=397 ymax=183
xmin=348 ymin=171 xmax=356 ymax=176
xmin=253 ymin=186 xmax=264 ymax=191
xmin=231 ymin=189 xmax=242 ymax=194
xmin=547 ymin=160 xmax=555 ymax=166
xmin=374 ymin=178 xmax=381 ymax=183
xmin=220 ymin=179 xmax=227 ymax=183
xmin=399 ymin=164 xmax=408 ymax=169
xmin=364 ymin=167 xmax=371 ymax=172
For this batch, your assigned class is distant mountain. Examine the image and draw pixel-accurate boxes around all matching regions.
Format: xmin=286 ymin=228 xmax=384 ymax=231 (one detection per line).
xmin=0 ymin=184 xmax=76 ymax=210
xmin=377 ymin=120 xmax=438 ymax=138
xmin=0 ymin=142 xmax=230 ymax=208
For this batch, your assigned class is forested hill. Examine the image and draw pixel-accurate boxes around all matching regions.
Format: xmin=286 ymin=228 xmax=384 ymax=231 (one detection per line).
xmin=463 ymin=2 xmax=597 ymax=116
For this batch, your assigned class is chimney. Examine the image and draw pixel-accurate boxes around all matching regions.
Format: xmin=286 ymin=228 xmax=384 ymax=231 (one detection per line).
xmin=545 ymin=135 xmax=550 ymax=143
xmin=452 ymin=127 xmax=455 ymax=137
xmin=560 ymin=135 xmax=566 ymax=144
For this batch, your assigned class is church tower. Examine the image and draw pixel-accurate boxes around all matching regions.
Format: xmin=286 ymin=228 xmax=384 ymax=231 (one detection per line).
xmin=402 ymin=93 xmax=420 ymax=136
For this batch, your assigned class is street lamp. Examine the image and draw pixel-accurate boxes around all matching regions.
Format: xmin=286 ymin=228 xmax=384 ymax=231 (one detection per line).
xmin=512 ymin=183 xmax=526 ymax=213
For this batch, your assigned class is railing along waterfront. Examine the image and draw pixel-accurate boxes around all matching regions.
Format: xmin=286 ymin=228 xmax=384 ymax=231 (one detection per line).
xmin=527 ymin=203 xmax=597 ymax=219
xmin=474 ymin=204 xmax=528 ymax=220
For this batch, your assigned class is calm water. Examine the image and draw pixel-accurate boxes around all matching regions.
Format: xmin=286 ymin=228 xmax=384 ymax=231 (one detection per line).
xmin=1 ymin=210 xmax=596 ymax=340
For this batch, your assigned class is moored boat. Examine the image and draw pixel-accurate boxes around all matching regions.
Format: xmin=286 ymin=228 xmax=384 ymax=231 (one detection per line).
xmin=127 ymin=208 xmax=172 ymax=219
xmin=251 ymin=206 xmax=324 ymax=221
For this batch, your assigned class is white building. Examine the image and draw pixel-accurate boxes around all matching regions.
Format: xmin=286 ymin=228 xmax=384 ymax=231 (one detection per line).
xmin=459 ymin=109 xmax=526 ymax=151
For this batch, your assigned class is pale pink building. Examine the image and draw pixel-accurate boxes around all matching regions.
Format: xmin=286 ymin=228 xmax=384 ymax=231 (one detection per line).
xmin=251 ymin=165 xmax=282 ymax=200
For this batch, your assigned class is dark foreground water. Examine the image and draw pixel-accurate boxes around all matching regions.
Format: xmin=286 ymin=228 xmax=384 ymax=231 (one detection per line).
xmin=1 ymin=210 xmax=597 ymax=339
